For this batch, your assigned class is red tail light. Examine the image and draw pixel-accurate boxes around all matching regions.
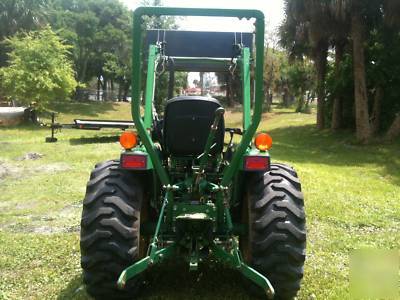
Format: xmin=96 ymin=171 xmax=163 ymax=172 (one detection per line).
xmin=244 ymin=156 xmax=270 ymax=171
xmin=121 ymin=154 xmax=147 ymax=169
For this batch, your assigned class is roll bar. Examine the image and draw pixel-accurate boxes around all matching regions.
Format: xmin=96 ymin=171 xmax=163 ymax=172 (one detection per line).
xmin=131 ymin=6 xmax=265 ymax=186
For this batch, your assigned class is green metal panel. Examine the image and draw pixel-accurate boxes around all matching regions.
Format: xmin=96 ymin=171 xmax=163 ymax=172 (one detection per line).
xmin=144 ymin=45 xmax=158 ymax=129
xmin=132 ymin=6 xmax=265 ymax=187
xmin=241 ymin=47 xmax=251 ymax=130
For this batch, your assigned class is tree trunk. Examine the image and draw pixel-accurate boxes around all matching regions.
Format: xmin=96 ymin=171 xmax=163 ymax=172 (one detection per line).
xmin=304 ymin=94 xmax=310 ymax=111
xmin=331 ymin=41 xmax=346 ymax=130
xmin=263 ymin=80 xmax=270 ymax=112
xmin=79 ymin=55 xmax=89 ymax=83
xmin=296 ymin=88 xmax=305 ymax=113
xmin=267 ymin=92 xmax=273 ymax=112
xmin=200 ymin=72 xmax=204 ymax=96
xmin=266 ymin=60 xmax=274 ymax=112
xmin=283 ymin=87 xmax=290 ymax=107
xmin=386 ymin=114 xmax=400 ymax=141
xmin=110 ymin=80 xmax=114 ymax=101
xmin=315 ymin=44 xmax=328 ymax=130
xmin=352 ymin=11 xmax=372 ymax=143
xmin=123 ymin=82 xmax=130 ymax=101
xmin=97 ymin=77 xmax=101 ymax=101
xmin=118 ymin=82 xmax=123 ymax=102
xmin=371 ymin=86 xmax=383 ymax=135
xmin=103 ymin=78 xmax=108 ymax=101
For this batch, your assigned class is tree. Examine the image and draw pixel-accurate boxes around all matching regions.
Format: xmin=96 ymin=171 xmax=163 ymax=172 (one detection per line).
xmin=383 ymin=0 xmax=400 ymax=27
xmin=306 ymin=1 xmax=332 ymax=129
xmin=0 ymin=26 xmax=77 ymax=110
xmin=350 ymin=0 xmax=373 ymax=142
xmin=264 ymin=48 xmax=281 ymax=111
xmin=0 ymin=0 xmax=49 ymax=66
xmin=281 ymin=0 xmax=333 ymax=129
xmin=332 ymin=0 xmax=384 ymax=142
xmin=382 ymin=0 xmax=400 ymax=140
xmin=329 ymin=1 xmax=351 ymax=130
xmin=287 ymin=60 xmax=315 ymax=113
xmin=50 ymin=0 xmax=132 ymax=100
xmin=280 ymin=0 xmax=400 ymax=143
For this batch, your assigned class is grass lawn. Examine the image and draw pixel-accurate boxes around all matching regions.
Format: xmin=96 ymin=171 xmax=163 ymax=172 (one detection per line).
xmin=0 ymin=101 xmax=399 ymax=299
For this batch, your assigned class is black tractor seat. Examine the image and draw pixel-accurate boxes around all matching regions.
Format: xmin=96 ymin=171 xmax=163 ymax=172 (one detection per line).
xmin=163 ymin=96 xmax=225 ymax=156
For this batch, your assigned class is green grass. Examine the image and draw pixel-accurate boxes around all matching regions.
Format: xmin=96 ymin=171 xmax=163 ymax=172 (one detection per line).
xmin=0 ymin=101 xmax=399 ymax=299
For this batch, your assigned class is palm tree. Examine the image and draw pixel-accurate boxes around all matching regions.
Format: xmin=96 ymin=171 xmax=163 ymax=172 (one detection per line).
xmin=282 ymin=0 xmax=399 ymax=141
xmin=383 ymin=0 xmax=400 ymax=27
xmin=383 ymin=0 xmax=400 ymax=140
xmin=305 ymin=1 xmax=336 ymax=130
xmin=329 ymin=1 xmax=351 ymax=130
xmin=324 ymin=0 xmax=382 ymax=142
xmin=0 ymin=0 xmax=48 ymax=38
xmin=349 ymin=0 xmax=373 ymax=142
xmin=281 ymin=0 xmax=333 ymax=129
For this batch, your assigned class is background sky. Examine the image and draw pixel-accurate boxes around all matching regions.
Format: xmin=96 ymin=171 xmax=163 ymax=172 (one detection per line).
xmin=121 ymin=0 xmax=285 ymax=33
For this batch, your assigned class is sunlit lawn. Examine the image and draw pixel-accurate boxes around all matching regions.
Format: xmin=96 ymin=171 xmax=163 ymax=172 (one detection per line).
xmin=0 ymin=101 xmax=399 ymax=299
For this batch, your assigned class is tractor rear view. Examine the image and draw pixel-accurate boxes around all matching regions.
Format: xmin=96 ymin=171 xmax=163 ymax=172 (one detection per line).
xmin=80 ymin=6 xmax=306 ymax=299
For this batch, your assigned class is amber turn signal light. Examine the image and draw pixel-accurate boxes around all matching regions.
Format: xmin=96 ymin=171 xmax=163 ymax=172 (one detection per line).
xmin=119 ymin=131 xmax=138 ymax=150
xmin=254 ymin=132 xmax=272 ymax=151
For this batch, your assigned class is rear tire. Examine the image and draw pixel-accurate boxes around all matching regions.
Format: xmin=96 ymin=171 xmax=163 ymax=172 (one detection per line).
xmin=80 ymin=160 xmax=144 ymax=299
xmin=241 ymin=163 xmax=306 ymax=299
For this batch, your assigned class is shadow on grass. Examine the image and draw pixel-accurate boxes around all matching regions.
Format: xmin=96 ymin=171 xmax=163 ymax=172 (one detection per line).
xmin=57 ymin=275 xmax=89 ymax=300
xmin=58 ymin=262 xmax=254 ymax=300
xmin=271 ymin=110 xmax=298 ymax=115
xmin=268 ymin=124 xmax=400 ymax=184
xmin=69 ymin=135 xmax=119 ymax=145
xmin=140 ymin=261 xmax=252 ymax=299
xmin=0 ymin=122 xmax=48 ymax=131
xmin=46 ymin=101 xmax=117 ymax=118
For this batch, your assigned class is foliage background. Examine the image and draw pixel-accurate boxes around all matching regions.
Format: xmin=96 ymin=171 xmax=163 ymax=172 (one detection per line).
xmin=0 ymin=26 xmax=77 ymax=110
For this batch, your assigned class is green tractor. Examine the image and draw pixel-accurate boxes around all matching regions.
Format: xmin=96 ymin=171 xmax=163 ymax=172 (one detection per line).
xmin=80 ymin=6 xmax=306 ymax=300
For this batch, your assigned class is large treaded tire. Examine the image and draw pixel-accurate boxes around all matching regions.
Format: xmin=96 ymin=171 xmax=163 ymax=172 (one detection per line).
xmin=242 ymin=163 xmax=306 ymax=299
xmin=80 ymin=160 xmax=143 ymax=299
